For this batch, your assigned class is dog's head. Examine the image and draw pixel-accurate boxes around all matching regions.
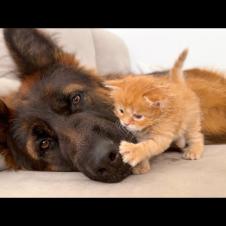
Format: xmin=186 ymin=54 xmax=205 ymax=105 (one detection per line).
xmin=0 ymin=29 xmax=136 ymax=183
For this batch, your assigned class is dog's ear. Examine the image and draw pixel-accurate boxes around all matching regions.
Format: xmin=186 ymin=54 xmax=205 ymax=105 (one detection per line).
xmin=0 ymin=99 xmax=10 ymax=144
xmin=3 ymin=29 xmax=60 ymax=78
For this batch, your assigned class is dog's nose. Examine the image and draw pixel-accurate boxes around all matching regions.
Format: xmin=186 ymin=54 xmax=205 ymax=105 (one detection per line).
xmin=75 ymin=118 xmax=136 ymax=183
xmin=78 ymin=135 xmax=131 ymax=183
xmin=92 ymin=139 xmax=126 ymax=175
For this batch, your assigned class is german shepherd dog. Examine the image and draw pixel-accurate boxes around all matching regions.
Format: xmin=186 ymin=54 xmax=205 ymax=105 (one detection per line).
xmin=0 ymin=29 xmax=137 ymax=183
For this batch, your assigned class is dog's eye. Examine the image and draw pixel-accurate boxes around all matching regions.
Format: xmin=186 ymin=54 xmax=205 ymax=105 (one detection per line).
xmin=40 ymin=138 xmax=52 ymax=150
xmin=72 ymin=94 xmax=81 ymax=105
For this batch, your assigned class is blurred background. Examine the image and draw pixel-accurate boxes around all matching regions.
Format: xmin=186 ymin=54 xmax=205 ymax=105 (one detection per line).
xmin=1 ymin=28 xmax=226 ymax=97
xmin=106 ymin=28 xmax=226 ymax=73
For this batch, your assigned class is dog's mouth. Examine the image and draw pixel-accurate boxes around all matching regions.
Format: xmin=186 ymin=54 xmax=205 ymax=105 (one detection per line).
xmin=86 ymin=167 xmax=132 ymax=183
xmin=76 ymin=154 xmax=132 ymax=183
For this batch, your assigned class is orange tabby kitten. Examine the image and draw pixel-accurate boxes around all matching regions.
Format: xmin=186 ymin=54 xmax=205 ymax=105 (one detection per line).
xmin=105 ymin=49 xmax=204 ymax=174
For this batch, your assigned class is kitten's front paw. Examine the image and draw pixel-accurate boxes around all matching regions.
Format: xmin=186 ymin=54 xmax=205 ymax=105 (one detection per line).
xmin=183 ymin=149 xmax=202 ymax=160
xmin=119 ymin=141 xmax=146 ymax=167
xmin=132 ymin=160 xmax=151 ymax=175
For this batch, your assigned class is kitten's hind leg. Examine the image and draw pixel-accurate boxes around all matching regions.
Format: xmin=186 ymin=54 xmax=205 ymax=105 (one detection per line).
xmin=132 ymin=159 xmax=151 ymax=175
xmin=175 ymin=136 xmax=186 ymax=149
xmin=183 ymin=121 xmax=204 ymax=160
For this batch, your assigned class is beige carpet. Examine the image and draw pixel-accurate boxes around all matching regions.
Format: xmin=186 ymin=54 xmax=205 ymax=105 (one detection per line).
xmin=0 ymin=145 xmax=225 ymax=197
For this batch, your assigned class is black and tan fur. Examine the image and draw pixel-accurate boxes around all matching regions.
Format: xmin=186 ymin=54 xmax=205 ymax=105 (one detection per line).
xmin=0 ymin=29 xmax=137 ymax=183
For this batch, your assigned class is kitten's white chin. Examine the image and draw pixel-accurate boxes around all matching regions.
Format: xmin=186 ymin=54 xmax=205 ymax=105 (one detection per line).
xmin=126 ymin=125 xmax=142 ymax=132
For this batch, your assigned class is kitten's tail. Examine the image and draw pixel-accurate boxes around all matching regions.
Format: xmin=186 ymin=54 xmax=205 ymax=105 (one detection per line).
xmin=170 ymin=49 xmax=188 ymax=84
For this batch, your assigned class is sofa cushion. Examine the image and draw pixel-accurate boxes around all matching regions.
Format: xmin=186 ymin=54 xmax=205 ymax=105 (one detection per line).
xmin=0 ymin=145 xmax=225 ymax=197
xmin=92 ymin=29 xmax=131 ymax=75
xmin=0 ymin=29 xmax=132 ymax=95
xmin=45 ymin=29 xmax=97 ymax=70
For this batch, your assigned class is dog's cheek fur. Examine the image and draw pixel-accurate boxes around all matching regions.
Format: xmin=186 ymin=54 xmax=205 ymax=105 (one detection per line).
xmin=0 ymin=99 xmax=18 ymax=169
xmin=0 ymin=99 xmax=10 ymax=144
xmin=7 ymin=133 xmax=47 ymax=170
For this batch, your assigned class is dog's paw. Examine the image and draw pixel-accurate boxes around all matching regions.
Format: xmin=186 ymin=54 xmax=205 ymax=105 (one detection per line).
xmin=119 ymin=141 xmax=146 ymax=167
xmin=132 ymin=160 xmax=151 ymax=175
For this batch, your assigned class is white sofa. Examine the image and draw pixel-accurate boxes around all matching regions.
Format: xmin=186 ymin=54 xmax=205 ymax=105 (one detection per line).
xmin=0 ymin=29 xmax=225 ymax=197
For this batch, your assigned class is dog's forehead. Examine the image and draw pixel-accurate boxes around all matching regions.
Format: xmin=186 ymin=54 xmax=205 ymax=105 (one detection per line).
xmin=41 ymin=65 xmax=99 ymax=89
xmin=14 ymin=63 xmax=109 ymax=132
xmin=18 ymin=65 xmax=99 ymax=104
xmin=15 ymin=66 xmax=99 ymax=123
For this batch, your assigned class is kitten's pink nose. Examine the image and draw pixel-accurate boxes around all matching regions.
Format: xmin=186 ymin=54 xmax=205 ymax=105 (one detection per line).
xmin=123 ymin=122 xmax=130 ymax=127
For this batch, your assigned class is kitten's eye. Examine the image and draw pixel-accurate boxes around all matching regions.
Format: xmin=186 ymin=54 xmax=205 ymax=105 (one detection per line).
xmin=72 ymin=94 xmax=81 ymax=105
xmin=40 ymin=138 xmax=52 ymax=150
xmin=119 ymin=108 xmax=124 ymax=114
xmin=133 ymin=114 xmax=144 ymax=120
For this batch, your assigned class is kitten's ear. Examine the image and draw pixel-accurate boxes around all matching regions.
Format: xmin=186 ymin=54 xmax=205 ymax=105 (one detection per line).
xmin=103 ymin=79 xmax=124 ymax=91
xmin=144 ymin=96 xmax=166 ymax=110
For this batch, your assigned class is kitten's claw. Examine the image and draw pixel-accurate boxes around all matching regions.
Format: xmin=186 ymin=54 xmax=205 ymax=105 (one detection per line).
xmin=119 ymin=141 xmax=146 ymax=167
xmin=183 ymin=150 xmax=202 ymax=160
xmin=122 ymin=155 xmax=138 ymax=167
xmin=119 ymin=141 xmax=132 ymax=154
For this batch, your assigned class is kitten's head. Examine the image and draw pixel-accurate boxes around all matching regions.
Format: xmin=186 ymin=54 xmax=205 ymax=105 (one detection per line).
xmin=105 ymin=76 xmax=169 ymax=133
xmin=105 ymin=49 xmax=188 ymax=133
